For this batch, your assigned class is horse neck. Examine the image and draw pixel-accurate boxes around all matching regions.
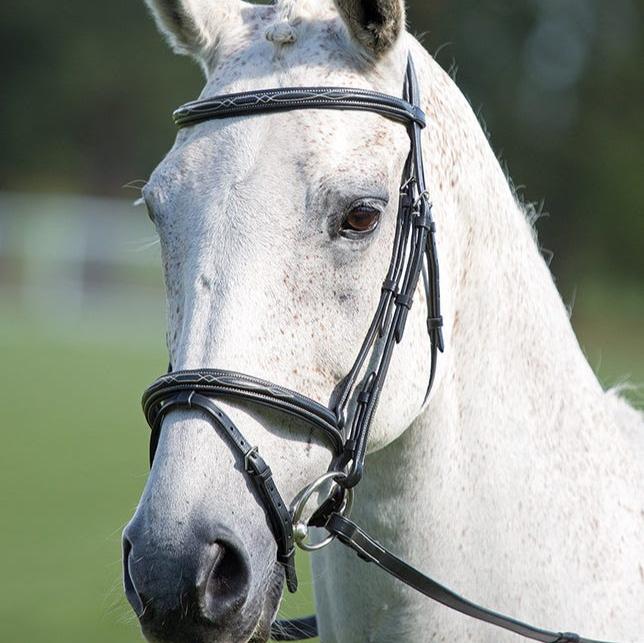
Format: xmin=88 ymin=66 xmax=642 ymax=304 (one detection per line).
xmin=419 ymin=39 xmax=608 ymax=458
xmin=351 ymin=56 xmax=610 ymax=554
xmin=312 ymin=43 xmax=643 ymax=641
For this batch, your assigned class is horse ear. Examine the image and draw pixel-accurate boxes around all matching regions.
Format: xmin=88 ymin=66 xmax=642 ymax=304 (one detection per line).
xmin=144 ymin=0 xmax=238 ymax=58
xmin=333 ymin=0 xmax=406 ymax=57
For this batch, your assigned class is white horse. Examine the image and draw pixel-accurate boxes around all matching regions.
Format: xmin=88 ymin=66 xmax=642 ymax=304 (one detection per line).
xmin=123 ymin=1 xmax=644 ymax=642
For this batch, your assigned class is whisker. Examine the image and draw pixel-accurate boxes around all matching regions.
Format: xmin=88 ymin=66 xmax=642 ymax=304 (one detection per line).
xmin=123 ymin=179 xmax=149 ymax=193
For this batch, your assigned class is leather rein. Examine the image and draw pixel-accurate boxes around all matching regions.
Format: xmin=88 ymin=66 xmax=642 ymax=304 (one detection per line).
xmin=141 ymin=56 xmax=615 ymax=643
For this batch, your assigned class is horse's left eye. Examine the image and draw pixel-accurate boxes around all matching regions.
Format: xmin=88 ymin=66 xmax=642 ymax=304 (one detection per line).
xmin=340 ymin=206 xmax=381 ymax=236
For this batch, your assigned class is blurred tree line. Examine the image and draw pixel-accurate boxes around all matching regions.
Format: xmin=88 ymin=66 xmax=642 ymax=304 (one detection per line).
xmin=1 ymin=0 xmax=642 ymax=286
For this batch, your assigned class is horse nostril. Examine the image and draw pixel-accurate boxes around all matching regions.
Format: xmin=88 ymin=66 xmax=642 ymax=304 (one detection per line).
xmin=122 ymin=535 xmax=145 ymax=617
xmin=198 ymin=540 xmax=251 ymax=623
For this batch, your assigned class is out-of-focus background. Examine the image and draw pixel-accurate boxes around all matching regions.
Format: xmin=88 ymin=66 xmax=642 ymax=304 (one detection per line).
xmin=0 ymin=2 xmax=641 ymax=642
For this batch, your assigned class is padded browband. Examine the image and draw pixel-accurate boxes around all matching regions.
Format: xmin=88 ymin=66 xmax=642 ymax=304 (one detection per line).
xmin=173 ymin=87 xmax=427 ymax=129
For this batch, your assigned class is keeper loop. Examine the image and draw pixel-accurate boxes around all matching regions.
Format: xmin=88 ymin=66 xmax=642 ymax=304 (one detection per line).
xmin=381 ymin=278 xmax=398 ymax=294
xmin=413 ymin=213 xmax=436 ymax=232
xmin=427 ymin=315 xmax=443 ymax=330
xmin=395 ymin=293 xmax=414 ymax=310
xmin=357 ymin=390 xmax=371 ymax=404
xmin=413 ymin=190 xmax=431 ymax=209
xmin=555 ymin=634 xmax=580 ymax=643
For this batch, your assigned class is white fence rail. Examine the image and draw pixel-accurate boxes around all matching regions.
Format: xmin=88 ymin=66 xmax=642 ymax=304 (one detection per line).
xmin=0 ymin=192 xmax=165 ymax=336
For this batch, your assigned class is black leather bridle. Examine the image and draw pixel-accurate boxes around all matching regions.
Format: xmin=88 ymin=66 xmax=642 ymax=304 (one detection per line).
xmin=141 ymin=56 xmax=615 ymax=643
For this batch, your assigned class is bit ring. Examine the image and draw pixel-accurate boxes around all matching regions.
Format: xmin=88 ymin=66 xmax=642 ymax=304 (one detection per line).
xmin=291 ymin=472 xmax=354 ymax=552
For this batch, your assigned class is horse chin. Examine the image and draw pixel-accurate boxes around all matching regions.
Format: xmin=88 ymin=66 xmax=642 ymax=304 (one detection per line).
xmin=248 ymin=564 xmax=286 ymax=643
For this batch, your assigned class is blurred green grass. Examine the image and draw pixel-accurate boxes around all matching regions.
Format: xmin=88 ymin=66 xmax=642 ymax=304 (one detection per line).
xmin=0 ymin=281 xmax=640 ymax=643
xmin=0 ymin=317 xmax=159 ymax=643
xmin=0 ymin=311 xmax=317 ymax=643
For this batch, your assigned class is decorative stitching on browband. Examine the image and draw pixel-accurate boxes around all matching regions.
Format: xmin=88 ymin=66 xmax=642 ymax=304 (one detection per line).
xmin=173 ymin=88 xmax=426 ymax=129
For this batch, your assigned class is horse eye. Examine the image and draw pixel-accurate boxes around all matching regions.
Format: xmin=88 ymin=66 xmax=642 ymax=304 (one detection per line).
xmin=340 ymin=205 xmax=381 ymax=236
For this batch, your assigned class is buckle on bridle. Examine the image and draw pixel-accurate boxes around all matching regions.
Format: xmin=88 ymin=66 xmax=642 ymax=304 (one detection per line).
xmin=413 ymin=190 xmax=431 ymax=208
xmin=244 ymin=446 xmax=258 ymax=470
xmin=244 ymin=446 xmax=270 ymax=479
xmin=399 ymin=175 xmax=416 ymax=195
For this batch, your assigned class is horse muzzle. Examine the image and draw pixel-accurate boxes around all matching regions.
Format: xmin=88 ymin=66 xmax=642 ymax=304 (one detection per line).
xmin=122 ymin=519 xmax=266 ymax=643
